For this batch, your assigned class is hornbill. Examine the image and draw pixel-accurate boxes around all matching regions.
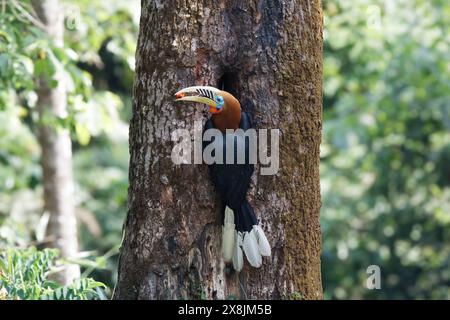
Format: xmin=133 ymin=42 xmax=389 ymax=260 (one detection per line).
xmin=175 ymin=86 xmax=271 ymax=271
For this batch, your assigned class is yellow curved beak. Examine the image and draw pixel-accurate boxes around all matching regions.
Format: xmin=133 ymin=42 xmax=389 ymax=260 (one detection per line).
xmin=174 ymin=86 xmax=219 ymax=108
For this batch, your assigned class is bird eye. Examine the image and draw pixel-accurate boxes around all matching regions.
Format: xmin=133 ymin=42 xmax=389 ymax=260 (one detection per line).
xmin=215 ymin=95 xmax=224 ymax=109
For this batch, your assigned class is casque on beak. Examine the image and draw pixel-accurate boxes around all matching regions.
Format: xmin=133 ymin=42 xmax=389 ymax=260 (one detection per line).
xmin=175 ymin=86 xmax=223 ymax=114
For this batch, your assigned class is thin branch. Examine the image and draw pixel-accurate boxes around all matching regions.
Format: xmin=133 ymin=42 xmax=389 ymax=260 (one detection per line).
xmin=10 ymin=0 xmax=47 ymax=30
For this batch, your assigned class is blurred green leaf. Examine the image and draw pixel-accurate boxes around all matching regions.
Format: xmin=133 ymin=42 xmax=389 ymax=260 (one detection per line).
xmin=322 ymin=0 xmax=450 ymax=299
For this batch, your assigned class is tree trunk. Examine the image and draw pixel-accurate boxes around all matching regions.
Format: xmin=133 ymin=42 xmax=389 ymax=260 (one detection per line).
xmin=115 ymin=0 xmax=323 ymax=300
xmin=32 ymin=0 xmax=80 ymax=285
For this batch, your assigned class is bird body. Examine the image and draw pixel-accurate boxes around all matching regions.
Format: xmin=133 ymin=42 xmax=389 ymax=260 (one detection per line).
xmin=175 ymin=86 xmax=271 ymax=271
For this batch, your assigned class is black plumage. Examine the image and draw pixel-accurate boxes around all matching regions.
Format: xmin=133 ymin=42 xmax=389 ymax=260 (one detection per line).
xmin=203 ymin=112 xmax=258 ymax=233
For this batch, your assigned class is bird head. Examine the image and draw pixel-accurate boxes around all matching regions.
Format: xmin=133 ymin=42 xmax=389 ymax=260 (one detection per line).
xmin=175 ymin=86 xmax=238 ymax=115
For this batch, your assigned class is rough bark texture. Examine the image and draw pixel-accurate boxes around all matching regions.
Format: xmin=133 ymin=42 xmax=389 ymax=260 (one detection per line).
xmin=32 ymin=0 xmax=80 ymax=285
xmin=115 ymin=0 xmax=323 ymax=300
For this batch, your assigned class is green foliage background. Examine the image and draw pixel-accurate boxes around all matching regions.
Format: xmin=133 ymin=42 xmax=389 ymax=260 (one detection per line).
xmin=0 ymin=248 xmax=106 ymax=300
xmin=0 ymin=0 xmax=138 ymax=296
xmin=0 ymin=0 xmax=449 ymax=299
xmin=322 ymin=0 xmax=450 ymax=299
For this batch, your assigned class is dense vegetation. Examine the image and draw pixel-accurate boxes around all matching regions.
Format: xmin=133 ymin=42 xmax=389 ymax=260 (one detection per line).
xmin=321 ymin=0 xmax=450 ymax=299
xmin=0 ymin=0 xmax=137 ymax=297
xmin=0 ymin=0 xmax=448 ymax=299
xmin=0 ymin=248 xmax=106 ymax=300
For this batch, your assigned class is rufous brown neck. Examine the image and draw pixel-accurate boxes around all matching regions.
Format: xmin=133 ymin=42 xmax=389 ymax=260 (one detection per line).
xmin=212 ymin=91 xmax=241 ymax=132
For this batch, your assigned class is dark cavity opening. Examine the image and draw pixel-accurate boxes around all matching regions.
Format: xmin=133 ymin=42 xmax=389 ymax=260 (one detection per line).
xmin=217 ymin=72 xmax=238 ymax=96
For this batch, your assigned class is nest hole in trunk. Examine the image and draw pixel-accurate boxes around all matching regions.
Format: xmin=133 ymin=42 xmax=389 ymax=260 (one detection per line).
xmin=217 ymin=72 xmax=239 ymax=97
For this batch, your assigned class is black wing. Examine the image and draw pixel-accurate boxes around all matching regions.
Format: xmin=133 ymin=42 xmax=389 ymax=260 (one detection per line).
xmin=203 ymin=112 xmax=254 ymax=210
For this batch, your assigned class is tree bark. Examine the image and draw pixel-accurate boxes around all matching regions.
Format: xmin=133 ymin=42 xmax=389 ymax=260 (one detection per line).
xmin=115 ymin=0 xmax=323 ymax=299
xmin=32 ymin=0 xmax=80 ymax=285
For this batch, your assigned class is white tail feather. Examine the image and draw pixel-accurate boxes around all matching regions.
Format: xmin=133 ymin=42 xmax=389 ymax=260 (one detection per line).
xmin=253 ymin=225 xmax=271 ymax=256
xmin=243 ymin=230 xmax=262 ymax=268
xmin=232 ymin=231 xmax=243 ymax=272
xmin=222 ymin=207 xmax=235 ymax=262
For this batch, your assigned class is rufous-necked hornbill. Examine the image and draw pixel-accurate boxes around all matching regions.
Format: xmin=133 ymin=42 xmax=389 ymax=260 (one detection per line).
xmin=175 ymin=86 xmax=271 ymax=271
